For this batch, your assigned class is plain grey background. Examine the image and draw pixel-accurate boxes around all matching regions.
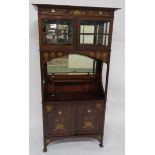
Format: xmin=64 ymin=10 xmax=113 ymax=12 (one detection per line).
xmin=29 ymin=0 xmax=125 ymax=155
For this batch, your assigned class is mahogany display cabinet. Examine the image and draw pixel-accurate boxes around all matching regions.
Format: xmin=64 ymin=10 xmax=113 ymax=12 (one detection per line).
xmin=33 ymin=4 xmax=120 ymax=152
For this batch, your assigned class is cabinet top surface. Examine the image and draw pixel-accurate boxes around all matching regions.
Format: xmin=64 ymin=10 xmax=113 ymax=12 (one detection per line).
xmin=32 ymin=4 xmax=120 ymax=11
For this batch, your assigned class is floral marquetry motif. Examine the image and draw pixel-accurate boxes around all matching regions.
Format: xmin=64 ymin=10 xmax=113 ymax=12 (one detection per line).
xmin=72 ymin=10 xmax=81 ymax=15
xmin=46 ymin=105 xmax=52 ymax=112
xmin=83 ymin=109 xmax=94 ymax=129
xmin=89 ymin=52 xmax=95 ymax=57
xmin=76 ymin=51 xmax=110 ymax=63
xmin=96 ymin=52 xmax=101 ymax=59
xmin=99 ymin=11 xmax=103 ymax=15
xmin=39 ymin=7 xmax=114 ymax=17
xmin=54 ymin=109 xmax=65 ymax=130
xmin=55 ymin=123 xmax=64 ymax=130
xmin=50 ymin=52 xmax=55 ymax=58
xmin=42 ymin=51 xmax=110 ymax=64
xmin=42 ymin=52 xmax=69 ymax=63
xmin=96 ymin=103 xmax=102 ymax=110
xmin=102 ymin=52 xmax=110 ymax=63
xmin=58 ymin=52 xmax=62 ymax=57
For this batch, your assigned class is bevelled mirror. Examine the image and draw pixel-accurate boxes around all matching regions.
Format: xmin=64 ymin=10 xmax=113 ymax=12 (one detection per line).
xmin=42 ymin=19 xmax=73 ymax=45
xmin=47 ymin=54 xmax=96 ymax=75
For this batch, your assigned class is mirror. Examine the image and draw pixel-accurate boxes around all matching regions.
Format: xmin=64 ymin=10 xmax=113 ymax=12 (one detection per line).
xmin=47 ymin=54 xmax=96 ymax=75
xmin=42 ymin=19 xmax=73 ymax=45
xmin=80 ymin=20 xmax=110 ymax=46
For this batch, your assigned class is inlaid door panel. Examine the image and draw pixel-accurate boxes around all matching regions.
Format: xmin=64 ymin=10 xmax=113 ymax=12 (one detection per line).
xmin=45 ymin=103 xmax=74 ymax=136
xmin=77 ymin=101 xmax=104 ymax=133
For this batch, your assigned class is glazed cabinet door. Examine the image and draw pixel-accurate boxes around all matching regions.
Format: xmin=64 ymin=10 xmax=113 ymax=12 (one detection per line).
xmin=77 ymin=101 xmax=104 ymax=133
xmin=39 ymin=16 xmax=75 ymax=51
xmin=45 ymin=102 xmax=74 ymax=137
xmin=78 ymin=18 xmax=112 ymax=50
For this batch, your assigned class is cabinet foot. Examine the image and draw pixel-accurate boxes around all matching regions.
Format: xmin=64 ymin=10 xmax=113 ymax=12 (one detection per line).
xmin=99 ymin=143 xmax=104 ymax=148
xmin=43 ymin=147 xmax=47 ymax=152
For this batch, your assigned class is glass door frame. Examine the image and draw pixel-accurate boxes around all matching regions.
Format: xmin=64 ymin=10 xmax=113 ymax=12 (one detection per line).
xmin=77 ymin=17 xmax=113 ymax=50
xmin=39 ymin=15 xmax=75 ymax=51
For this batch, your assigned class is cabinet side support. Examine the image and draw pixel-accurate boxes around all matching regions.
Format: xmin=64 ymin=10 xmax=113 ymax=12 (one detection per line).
xmin=105 ymin=56 xmax=110 ymax=100
xmin=42 ymin=104 xmax=47 ymax=152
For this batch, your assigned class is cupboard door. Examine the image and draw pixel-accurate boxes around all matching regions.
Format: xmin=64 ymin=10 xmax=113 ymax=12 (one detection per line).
xmin=45 ymin=103 xmax=74 ymax=136
xmin=77 ymin=101 xmax=104 ymax=133
xmin=78 ymin=19 xmax=112 ymax=50
xmin=40 ymin=17 xmax=74 ymax=50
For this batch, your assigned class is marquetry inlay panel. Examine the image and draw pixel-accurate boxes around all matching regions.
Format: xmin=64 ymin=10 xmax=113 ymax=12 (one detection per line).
xmin=42 ymin=51 xmax=110 ymax=64
xmin=39 ymin=8 xmax=114 ymax=18
xmin=83 ymin=109 xmax=94 ymax=129
xmin=54 ymin=110 xmax=65 ymax=130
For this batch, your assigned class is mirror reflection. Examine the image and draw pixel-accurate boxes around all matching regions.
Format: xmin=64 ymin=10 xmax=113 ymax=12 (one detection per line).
xmin=42 ymin=19 xmax=73 ymax=45
xmin=47 ymin=54 xmax=96 ymax=75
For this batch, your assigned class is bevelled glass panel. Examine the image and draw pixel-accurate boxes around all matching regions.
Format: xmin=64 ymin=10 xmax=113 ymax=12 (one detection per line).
xmin=80 ymin=20 xmax=110 ymax=46
xmin=47 ymin=54 xmax=96 ymax=75
xmin=42 ymin=19 xmax=73 ymax=45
